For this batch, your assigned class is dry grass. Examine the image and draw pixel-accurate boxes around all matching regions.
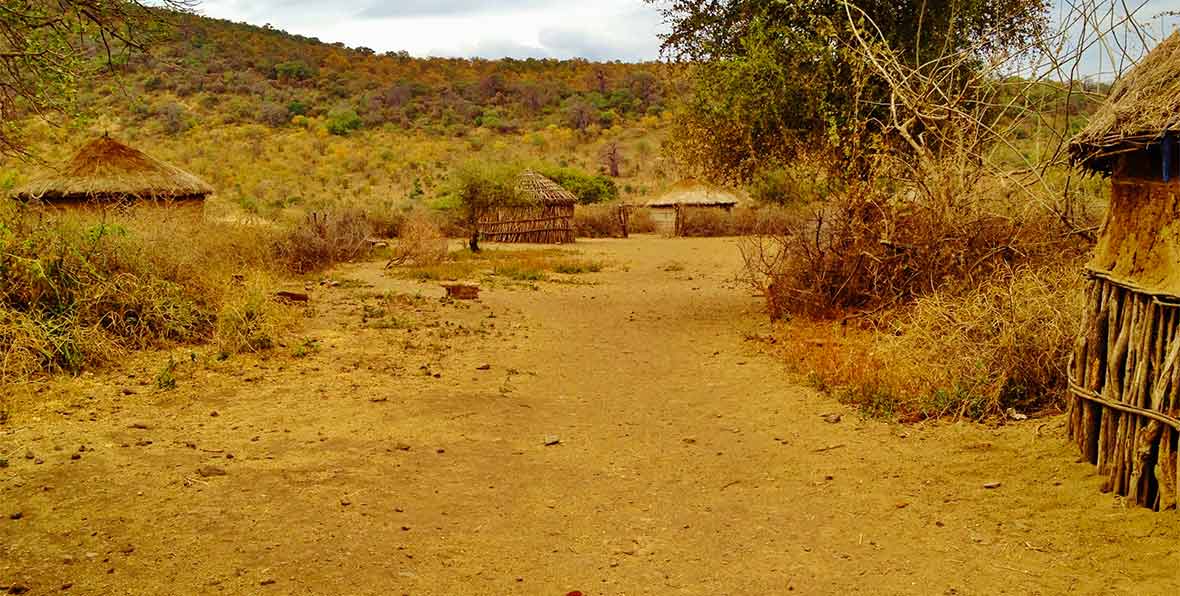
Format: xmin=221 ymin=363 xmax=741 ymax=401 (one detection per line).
xmin=274 ymin=210 xmax=374 ymax=274
xmin=388 ymin=246 xmax=604 ymax=282
xmin=214 ymin=274 xmax=297 ymax=355
xmin=749 ymin=172 xmax=1096 ymax=319
xmin=775 ymin=264 xmax=1084 ymax=421
xmin=0 ymin=202 xmax=305 ymax=383
xmin=678 ymin=205 xmax=798 ymax=237
xmin=390 ymin=211 xmax=447 ymax=266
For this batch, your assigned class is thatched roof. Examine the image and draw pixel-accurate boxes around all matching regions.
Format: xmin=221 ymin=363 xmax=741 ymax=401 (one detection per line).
xmin=12 ymin=135 xmax=213 ymax=203
xmin=645 ymin=180 xmax=739 ymax=208
xmin=1070 ymin=31 xmax=1180 ymax=172
xmin=516 ymin=169 xmax=577 ymax=205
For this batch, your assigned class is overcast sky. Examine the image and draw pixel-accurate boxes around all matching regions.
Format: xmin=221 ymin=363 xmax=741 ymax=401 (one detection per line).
xmin=191 ymin=0 xmax=1180 ymax=69
xmin=194 ymin=0 xmax=667 ymax=61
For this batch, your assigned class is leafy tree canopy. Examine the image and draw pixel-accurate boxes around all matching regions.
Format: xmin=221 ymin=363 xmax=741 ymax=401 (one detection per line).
xmin=651 ymin=0 xmax=1050 ymax=182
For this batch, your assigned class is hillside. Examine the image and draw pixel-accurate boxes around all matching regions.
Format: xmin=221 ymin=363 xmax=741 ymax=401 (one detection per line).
xmin=3 ymin=10 xmax=679 ymax=221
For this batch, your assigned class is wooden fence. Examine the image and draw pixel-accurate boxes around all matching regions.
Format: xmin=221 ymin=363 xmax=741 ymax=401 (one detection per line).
xmin=478 ymin=204 xmax=574 ymax=244
xmin=1069 ymin=271 xmax=1180 ymax=510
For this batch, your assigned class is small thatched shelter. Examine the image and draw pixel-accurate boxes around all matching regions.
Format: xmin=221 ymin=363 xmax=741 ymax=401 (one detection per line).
xmin=645 ymin=181 xmax=739 ymax=235
xmin=477 ymin=169 xmax=576 ymax=244
xmin=11 ymin=135 xmax=213 ymax=206
xmin=1067 ymin=31 xmax=1180 ymax=510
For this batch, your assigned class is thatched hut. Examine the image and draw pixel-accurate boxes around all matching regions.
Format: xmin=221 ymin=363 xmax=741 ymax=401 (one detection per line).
xmin=477 ymin=169 xmax=575 ymax=244
xmin=645 ymin=181 xmax=739 ymax=235
xmin=11 ymin=135 xmax=213 ymax=206
xmin=1067 ymin=31 xmax=1180 ymax=510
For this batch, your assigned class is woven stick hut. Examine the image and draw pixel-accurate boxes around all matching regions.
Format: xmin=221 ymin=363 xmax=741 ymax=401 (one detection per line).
xmin=11 ymin=135 xmax=213 ymax=205
xmin=1067 ymin=31 xmax=1180 ymax=510
xmin=477 ymin=169 xmax=575 ymax=244
xmin=645 ymin=180 xmax=739 ymax=236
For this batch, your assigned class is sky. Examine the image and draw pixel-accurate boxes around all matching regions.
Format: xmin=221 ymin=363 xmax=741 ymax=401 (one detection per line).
xmin=194 ymin=0 xmax=667 ymax=61
xmin=191 ymin=0 xmax=1180 ymax=70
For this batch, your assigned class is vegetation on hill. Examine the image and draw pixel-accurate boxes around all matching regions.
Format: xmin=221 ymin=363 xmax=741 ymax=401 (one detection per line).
xmin=0 ymin=2 xmax=1122 ymax=428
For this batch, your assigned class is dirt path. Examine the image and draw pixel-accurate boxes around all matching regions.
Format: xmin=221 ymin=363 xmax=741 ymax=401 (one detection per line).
xmin=3 ymin=236 xmax=1179 ymax=595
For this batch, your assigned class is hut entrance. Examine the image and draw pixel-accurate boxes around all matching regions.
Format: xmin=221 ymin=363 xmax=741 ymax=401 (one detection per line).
xmin=477 ymin=170 xmax=575 ymax=244
xmin=1067 ymin=31 xmax=1180 ymax=510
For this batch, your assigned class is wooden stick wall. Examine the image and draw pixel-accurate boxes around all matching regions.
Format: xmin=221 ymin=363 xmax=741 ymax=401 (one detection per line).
xmin=1069 ymin=275 xmax=1180 ymax=510
xmin=478 ymin=205 xmax=574 ymax=244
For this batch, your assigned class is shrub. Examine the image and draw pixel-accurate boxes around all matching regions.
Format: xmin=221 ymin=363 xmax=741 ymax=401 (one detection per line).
xmin=258 ymin=101 xmax=290 ymax=127
xmin=275 ymin=60 xmax=314 ymax=82
xmin=750 ymin=176 xmax=1093 ymax=318
xmin=574 ymin=205 xmax=627 ymax=238
xmin=678 ymin=207 xmax=734 ymax=237
xmin=778 ymin=264 xmax=1084 ymax=421
xmin=326 ymin=107 xmax=363 ymax=136
xmin=537 ymin=166 xmax=618 ymax=204
xmin=274 ymin=210 xmax=374 ymax=274
xmin=156 ymin=102 xmax=191 ymax=135
xmin=0 ymin=205 xmax=285 ymax=380
xmin=390 ymin=211 xmax=447 ymax=266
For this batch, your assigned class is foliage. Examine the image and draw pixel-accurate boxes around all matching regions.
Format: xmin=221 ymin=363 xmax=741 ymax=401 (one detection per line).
xmin=0 ymin=1 xmax=195 ymax=153
xmin=748 ymin=163 xmax=835 ymax=206
xmin=326 ymin=107 xmax=363 ymax=136
xmin=538 ymin=166 xmax=618 ymax=204
xmin=69 ymin=11 xmax=672 ymax=140
xmin=654 ymin=0 xmax=1051 ymax=182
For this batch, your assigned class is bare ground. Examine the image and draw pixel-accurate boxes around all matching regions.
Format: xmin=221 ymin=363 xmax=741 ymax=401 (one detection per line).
xmin=2 ymin=236 xmax=1179 ymax=595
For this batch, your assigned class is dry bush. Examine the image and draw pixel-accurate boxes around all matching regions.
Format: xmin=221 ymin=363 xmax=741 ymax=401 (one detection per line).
xmin=0 ymin=203 xmax=300 ymax=382
xmin=679 ymin=205 xmax=798 ymax=238
xmin=678 ymin=207 xmax=734 ymax=237
xmin=215 ymin=275 xmax=295 ymax=355
xmin=274 ymin=210 xmax=374 ymax=274
xmin=574 ymin=205 xmax=627 ymax=238
xmin=390 ymin=211 xmax=447 ymax=266
xmin=778 ymin=264 xmax=1083 ymax=420
xmin=748 ymin=171 xmax=1094 ymax=319
xmin=629 ymin=208 xmax=657 ymax=233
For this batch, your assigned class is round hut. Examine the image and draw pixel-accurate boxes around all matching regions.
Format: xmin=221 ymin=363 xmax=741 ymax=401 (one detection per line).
xmin=1067 ymin=31 xmax=1180 ymax=510
xmin=477 ymin=169 xmax=576 ymax=244
xmin=644 ymin=180 xmax=739 ymax=236
xmin=11 ymin=135 xmax=213 ymax=208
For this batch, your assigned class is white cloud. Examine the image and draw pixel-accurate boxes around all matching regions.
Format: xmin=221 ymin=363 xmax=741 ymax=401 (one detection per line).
xmin=194 ymin=0 xmax=666 ymax=61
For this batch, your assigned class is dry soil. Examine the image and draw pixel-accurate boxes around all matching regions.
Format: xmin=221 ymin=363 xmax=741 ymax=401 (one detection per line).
xmin=2 ymin=236 xmax=1179 ymax=595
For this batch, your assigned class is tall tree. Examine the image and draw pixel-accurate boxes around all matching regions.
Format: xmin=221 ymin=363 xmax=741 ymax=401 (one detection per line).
xmin=0 ymin=0 xmax=195 ymax=153
xmin=651 ymin=0 xmax=1050 ymax=182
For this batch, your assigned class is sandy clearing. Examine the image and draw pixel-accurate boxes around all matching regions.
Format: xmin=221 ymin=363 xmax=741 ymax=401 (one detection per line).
xmin=2 ymin=235 xmax=1178 ymax=595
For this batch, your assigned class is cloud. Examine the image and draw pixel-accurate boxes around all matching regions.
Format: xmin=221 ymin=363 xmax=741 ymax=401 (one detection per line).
xmin=358 ymin=0 xmax=548 ymax=18
xmin=194 ymin=0 xmax=667 ymax=62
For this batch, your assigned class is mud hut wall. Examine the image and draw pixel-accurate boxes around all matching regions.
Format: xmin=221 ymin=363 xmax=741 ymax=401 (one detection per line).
xmin=38 ymin=196 xmax=207 ymax=223
xmin=477 ymin=203 xmax=574 ymax=244
xmin=1069 ymin=169 xmax=1180 ymax=511
xmin=1089 ymin=175 xmax=1180 ymax=294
